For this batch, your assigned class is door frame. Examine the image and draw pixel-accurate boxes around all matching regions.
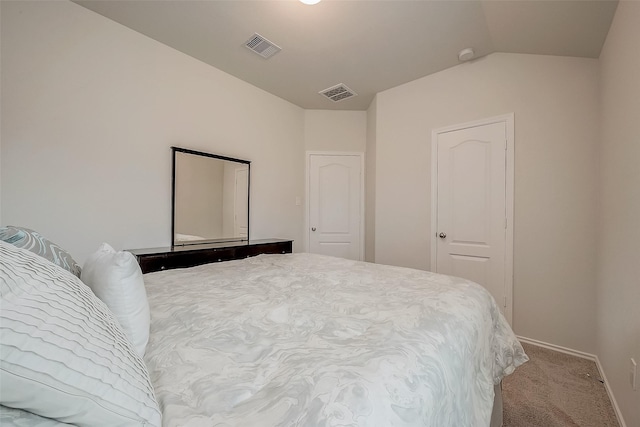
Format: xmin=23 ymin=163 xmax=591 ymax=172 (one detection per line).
xmin=430 ymin=113 xmax=514 ymax=324
xmin=305 ymin=151 xmax=365 ymax=260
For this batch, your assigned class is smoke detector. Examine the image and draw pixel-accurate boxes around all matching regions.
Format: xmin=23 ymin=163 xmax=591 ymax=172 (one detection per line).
xmin=319 ymin=83 xmax=357 ymax=103
xmin=458 ymin=48 xmax=475 ymax=62
xmin=245 ymin=33 xmax=281 ymax=59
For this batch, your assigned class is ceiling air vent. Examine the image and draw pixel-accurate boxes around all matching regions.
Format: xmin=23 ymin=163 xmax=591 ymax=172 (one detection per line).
xmin=245 ymin=33 xmax=281 ymax=59
xmin=319 ymin=83 xmax=357 ymax=103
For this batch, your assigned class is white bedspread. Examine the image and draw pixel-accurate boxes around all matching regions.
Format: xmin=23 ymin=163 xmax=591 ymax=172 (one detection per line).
xmin=143 ymin=253 xmax=527 ymax=427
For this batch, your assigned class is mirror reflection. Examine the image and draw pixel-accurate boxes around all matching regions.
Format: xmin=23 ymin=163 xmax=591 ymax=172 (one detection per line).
xmin=172 ymin=147 xmax=250 ymax=245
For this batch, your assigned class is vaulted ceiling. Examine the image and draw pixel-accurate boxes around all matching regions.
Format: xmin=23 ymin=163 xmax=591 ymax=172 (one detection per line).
xmin=75 ymin=0 xmax=618 ymax=110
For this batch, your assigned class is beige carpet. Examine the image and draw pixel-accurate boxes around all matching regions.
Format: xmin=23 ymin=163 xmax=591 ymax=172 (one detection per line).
xmin=502 ymin=342 xmax=619 ymax=427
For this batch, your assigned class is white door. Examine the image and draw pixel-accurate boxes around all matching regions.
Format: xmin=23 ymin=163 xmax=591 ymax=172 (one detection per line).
xmin=234 ymin=167 xmax=248 ymax=238
xmin=308 ymin=154 xmax=363 ymax=261
xmin=432 ymin=116 xmax=513 ymax=322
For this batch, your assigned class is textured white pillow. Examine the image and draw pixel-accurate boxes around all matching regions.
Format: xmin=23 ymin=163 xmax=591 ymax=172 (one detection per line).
xmin=0 ymin=241 xmax=161 ymax=426
xmin=81 ymin=243 xmax=150 ymax=357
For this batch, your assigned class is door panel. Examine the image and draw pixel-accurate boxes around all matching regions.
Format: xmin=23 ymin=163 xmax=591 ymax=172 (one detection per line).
xmin=315 ymin=242 xmax=351 ymax=259
xmin=451 ymin=141 xmax=490 ymax=244
xmin=436 ymin=122 xmax=506 ymax=313
xmin=319 ymin=164 xmax=351 ymax=233
xmin=309 ymin=154 xmax=362 ymax=261
xmin=451 ymin=254 xmax=489 ymax=291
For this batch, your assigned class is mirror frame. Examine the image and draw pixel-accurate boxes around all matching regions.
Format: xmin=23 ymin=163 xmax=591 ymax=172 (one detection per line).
xmin=171 ymin=146 xmax=251 ymax=247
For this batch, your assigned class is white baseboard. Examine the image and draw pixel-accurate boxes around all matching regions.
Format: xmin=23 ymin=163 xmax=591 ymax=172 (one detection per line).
xmin=594 ymin=355 xmax=627 ymax=427
xmin=516 ymin=336 xmax=627 ymax=427
xmin=517 ymin=336 xmax=597 ymax=360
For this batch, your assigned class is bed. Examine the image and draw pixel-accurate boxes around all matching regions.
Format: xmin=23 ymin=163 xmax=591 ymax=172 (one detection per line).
xmin=0 ymin=230 xmax=527 ymax=427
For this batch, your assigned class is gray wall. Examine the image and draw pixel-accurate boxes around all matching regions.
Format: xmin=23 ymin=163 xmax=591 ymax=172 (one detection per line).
xmin=597 ymin=2 xmax=640 ymax=425
xmin=372 ymin=53 xmax=600 ymax=355
xmin=1 ymin=0 xmax=305 ymax=263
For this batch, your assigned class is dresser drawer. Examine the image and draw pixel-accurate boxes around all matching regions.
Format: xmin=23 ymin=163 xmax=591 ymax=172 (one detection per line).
xmin=129 ymin=239 xmax=293 ymax=274
xmin=136 ymin=254 xmax=171 ymax=273
xmin=244 ymin=241 xmax=292 ymax=257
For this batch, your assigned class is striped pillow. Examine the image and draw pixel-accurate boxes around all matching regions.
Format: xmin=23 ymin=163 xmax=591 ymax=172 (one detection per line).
xmin=0 ymin=226 xmax=81 ymax=277
xmin=0 ymin=241 xmax=162 ymax=426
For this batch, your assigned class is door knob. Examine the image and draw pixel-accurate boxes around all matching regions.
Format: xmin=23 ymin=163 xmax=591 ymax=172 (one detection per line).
xmin=439 ymin=232 xmax=447 ymax=239
xmin=311 ymin=227 xmax=316 ymax=232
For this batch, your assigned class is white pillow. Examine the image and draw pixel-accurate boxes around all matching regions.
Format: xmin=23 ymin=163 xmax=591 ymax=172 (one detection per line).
xmin=0 ymin=241 xmax=161 ymax=426
xmin=81 ymin=243 xmax=150 ymax=357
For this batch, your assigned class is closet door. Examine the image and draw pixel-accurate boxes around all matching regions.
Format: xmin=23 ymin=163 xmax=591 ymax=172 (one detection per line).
xmin=432 ymin=116 xmax=514 ymax=323
xmin=308 ymin=154 xmax=363 ymax=261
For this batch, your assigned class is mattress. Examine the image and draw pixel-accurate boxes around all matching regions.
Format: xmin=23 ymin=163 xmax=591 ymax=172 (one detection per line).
xmin=141 ymin=253 xmax=527 ymax=426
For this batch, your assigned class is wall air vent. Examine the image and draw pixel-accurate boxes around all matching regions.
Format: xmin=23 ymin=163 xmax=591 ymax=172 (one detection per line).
xmin=245 ymin=33 xmax=281 ymax=59
xmin=319 ymin=83 xmax=357 ymax=102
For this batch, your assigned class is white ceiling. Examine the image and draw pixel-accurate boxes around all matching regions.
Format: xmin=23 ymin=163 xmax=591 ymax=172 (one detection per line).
xmin=74 ymin=0 xmax=618 ymax=111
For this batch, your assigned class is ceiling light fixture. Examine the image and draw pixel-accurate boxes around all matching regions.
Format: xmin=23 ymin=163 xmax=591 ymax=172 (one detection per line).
xmin=299 ymin=0 xmax=321 ymax=5
xmin=458 ymin=48 xmax=475 ymax=62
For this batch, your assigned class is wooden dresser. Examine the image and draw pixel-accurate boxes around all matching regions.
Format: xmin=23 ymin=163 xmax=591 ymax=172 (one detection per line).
xmin=128 ymin=239 xmax=293 ymax=273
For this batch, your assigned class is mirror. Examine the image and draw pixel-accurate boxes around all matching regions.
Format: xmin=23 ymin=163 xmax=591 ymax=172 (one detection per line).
xmin=172 ymin=147 xmax=250 ymax=246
